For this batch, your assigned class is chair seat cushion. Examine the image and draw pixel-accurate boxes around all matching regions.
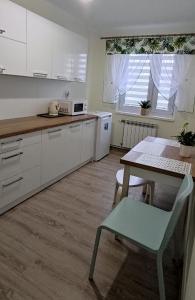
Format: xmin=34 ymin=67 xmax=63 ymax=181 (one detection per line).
xmin=101 ymin=197 xmax=172 ymax=252
xmin=116 ymin=169 xmax=149 ymax=187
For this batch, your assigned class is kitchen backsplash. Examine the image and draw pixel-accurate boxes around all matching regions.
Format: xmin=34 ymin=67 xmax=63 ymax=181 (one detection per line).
xmin=0 ymin=75 xmax=87 ymax=120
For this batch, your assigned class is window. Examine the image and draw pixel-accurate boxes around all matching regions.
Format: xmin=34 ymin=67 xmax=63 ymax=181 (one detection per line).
xmin=118 ymin=54 xmax=176 ymax=117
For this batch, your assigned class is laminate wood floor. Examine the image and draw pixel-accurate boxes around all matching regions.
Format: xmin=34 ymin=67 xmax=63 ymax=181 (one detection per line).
xmin=0 ymin=150 xmax=180 ymax=300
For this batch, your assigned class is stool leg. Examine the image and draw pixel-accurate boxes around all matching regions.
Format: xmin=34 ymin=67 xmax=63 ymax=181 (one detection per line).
xmin=144 ymin=184 xmax=149 ymax=202
xmin=112 ymin=181 xmax=119 ymax=208
xmin=149 ymin=182 xmax=155 ymax=205
xmin=142 ymin=184 xmax=147 ymax=195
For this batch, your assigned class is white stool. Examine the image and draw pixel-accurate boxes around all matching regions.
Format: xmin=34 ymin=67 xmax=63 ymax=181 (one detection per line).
xmin=113 ymin=169 xmax=155 ymax=207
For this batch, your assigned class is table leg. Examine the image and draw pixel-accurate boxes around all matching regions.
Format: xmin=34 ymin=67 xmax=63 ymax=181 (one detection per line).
xmin=121 ymin=165 xmax=131 ymax=198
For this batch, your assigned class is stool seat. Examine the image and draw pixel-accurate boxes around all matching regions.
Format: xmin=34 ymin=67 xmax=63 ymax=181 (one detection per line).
xmin=113 ymin=168 xmax=155 ymax=207
xmin=116 ymin=169 xmax=148 ymax=187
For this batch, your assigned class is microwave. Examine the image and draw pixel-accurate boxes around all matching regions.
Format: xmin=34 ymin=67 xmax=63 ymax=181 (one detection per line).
xmin=59 ymin=100 xmax=87 ymax=116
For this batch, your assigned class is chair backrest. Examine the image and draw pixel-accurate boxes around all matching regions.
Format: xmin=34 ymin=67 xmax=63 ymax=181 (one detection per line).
xmin=160 ymin=175 xmax=194 ymax=252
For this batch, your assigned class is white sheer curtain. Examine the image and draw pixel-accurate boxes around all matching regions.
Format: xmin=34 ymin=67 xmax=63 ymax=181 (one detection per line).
xmin=175 ymin=56 xmax=195 ymax=112
xmin=103 ymin=54 xmax=129 ymax=103
xmin=150 ymin=54 xmax=194 ymax=112
xmin=103 ymin=54 xmax=149 ymax=103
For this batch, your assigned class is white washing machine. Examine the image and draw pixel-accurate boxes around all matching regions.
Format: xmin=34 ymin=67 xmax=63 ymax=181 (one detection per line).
xmin=90 ymin=111 xmax=112 ymax=161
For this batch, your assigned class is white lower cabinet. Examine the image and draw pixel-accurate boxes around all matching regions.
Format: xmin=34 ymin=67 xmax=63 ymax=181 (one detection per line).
xmin=81 ymin=120 xmax=96 ymax=163
xmin=41 ymin=121 xmax=95 ymax=185
xmin=41 ymin=123 xmax=83 ymax=184
xmin=41 ymin=126 xmax=68 ymax=184
xmin=0 ymin=120 xmax=96 ymax=213
xmin=0 ymin=143 xmax=41 ymax=181
xmin=0 ymin=131 xmax=41 ymax=212
xmin=0 ymin=131 xmax=41 ymax=154
xmin=66 ymin=123 xmax=82 ymax=170
xmin=0 ymin=166 xmax=40 ymax=210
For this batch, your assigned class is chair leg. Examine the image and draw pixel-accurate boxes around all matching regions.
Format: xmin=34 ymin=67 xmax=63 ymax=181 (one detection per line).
xmin=89 ymin=227 xmax=102 ymax=280
xmin=157 ymin=253 xmax=166 ymax=300
xmin=112 ymin=182 xmax=119 ymax=208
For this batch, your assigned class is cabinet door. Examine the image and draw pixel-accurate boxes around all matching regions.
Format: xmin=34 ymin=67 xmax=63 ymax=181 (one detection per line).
xmin=52 ymin=24 xmax=72 ymax=81
xmin=81 ymin=120 xmax=95 ymax=163
xmin=41 ymin=127 xmax=67 ymax=184
xmin=70 ymin=33 xmax=88 ymax=82
xmin=66 ymin=123 xmax=82 ymax=170
xmin=0 ymin=0 xmax=26 ymax=43
xmin=0 ymin=37 xmax=26 ymax=76
xmin=27 ymin=11 xmax=53 ymax=79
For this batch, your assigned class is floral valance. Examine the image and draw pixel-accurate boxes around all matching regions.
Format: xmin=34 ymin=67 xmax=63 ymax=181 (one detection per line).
xmin=106 ymin=35 xmax=195 ymax=55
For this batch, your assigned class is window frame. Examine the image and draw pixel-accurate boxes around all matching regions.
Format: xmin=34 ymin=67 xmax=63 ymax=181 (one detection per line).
xmin=117 ymin=55 xmax=176 ymax=118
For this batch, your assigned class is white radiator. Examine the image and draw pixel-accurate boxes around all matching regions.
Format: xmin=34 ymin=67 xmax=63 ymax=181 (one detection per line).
xmin=121 ymin=120 xmax=158 ymax=149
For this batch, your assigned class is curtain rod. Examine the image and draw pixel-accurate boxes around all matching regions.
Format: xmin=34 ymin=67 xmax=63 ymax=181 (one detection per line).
xmin=101 ymin=33 xmax=195 ymax=40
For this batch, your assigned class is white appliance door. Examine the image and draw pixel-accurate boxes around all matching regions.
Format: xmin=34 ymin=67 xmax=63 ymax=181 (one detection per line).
xmin=96 ymin=116 xmax=112 ymax=160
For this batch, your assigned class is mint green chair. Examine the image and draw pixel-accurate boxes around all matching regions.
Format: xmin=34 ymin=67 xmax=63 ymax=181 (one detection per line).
xmin=89 ymin=175 xmax=193 ymax=300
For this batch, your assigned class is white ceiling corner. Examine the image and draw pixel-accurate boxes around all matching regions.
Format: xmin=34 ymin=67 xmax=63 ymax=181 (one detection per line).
xmin=45 ymin=0 xmax=195 ymax=35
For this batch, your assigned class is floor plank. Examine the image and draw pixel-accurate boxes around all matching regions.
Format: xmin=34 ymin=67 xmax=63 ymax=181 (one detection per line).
xmin=0 ymin=150 xmax=179 ymax=300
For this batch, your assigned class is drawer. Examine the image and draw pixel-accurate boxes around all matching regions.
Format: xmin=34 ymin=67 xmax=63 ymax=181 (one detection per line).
xmin=0 ymin=166 xmax=41 ymax=209
xmin=0 ymin=143 xmax=41 ymax=181
xmin=0 ymin=131 xmax=41 ymax=153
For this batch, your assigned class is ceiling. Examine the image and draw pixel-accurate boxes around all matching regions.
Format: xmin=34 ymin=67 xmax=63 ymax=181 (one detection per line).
xmin=46 ymin=0 xmax=195 ymax=36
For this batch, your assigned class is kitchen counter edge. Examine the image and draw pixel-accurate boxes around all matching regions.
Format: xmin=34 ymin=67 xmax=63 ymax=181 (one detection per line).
xmin=0 ymin=115 xmax=98 ymax=139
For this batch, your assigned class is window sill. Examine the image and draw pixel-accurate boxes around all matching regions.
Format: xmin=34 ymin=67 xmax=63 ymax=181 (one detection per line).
xmin=116 ymin=111 xmax=175 ymax=122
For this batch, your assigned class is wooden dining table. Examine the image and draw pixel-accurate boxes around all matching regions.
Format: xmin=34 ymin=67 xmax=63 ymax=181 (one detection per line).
xmin=120 ymin=136 xmax=195 ymax=298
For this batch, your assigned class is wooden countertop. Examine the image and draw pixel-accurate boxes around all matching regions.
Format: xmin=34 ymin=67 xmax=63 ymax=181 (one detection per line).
xmin=0 ymin=114 xmax=97 ymax=139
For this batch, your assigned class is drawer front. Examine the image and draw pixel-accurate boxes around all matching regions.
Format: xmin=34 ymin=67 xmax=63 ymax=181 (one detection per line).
xmin=0 ymin=143 xmax=41 ymax=181
xmin=0 ymin=131 xmax=41 ymax=153
xmin=0 ymin=166 xmax=41 ymax=209
xmin=0 ymin=136 xmax=23 ymax=153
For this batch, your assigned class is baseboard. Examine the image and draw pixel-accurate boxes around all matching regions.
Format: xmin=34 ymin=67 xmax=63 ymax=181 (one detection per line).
xmin=110 ymin=145 xmax=130 ymax=153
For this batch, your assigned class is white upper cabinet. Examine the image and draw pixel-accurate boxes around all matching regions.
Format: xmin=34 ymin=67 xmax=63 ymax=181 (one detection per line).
xmin=52 ymin=24 xmax=72 ymax=81
xmin=0 ymin=37 xmax=26 ymax=76
xmin=52 ymin=25 xmax=88 ymax=82
xmin=0 ymin=0 xmax=88 ymax=81
xmin=70 ymin=32 xmax=88 ymax=82
xmin=27 ymin=11 xmax=53 ymax=79
xmin=0 ymin=0 xmax=26 ymax=43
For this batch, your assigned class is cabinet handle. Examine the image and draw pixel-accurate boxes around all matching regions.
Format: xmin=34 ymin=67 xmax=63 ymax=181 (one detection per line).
xmin=69 ymin=124 xmax=80 ymax=129
xmin=86 ymin=121 xmax=94 ymax=125
xmin=1 ymin=138 xmax=23 ymax=145
xmin=73 ymin=77 xmax=83 ymax=82
xmin=56 ymin=75 xmax=67 ymax=80
xmin=33 ymin=72 xmax=48 ymax=78
xmin=2 ymin=152 xmax=23 ymax=160
xmin=48 ymin=128 xmax=62 ymax=134
xmin=2 ymin=177 xmax=23 ymax=188
xmin=0 ymin=67 xmax=6 ymax=73
xmin=0 ymin=29 xmax=6 ymax=34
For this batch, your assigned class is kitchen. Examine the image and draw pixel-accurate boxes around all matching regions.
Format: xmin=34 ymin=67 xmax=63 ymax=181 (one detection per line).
xmin=0 ymin=0 xmax=195 ymax=300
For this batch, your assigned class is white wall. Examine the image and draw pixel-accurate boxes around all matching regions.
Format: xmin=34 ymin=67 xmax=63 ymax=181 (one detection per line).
xmin=87 ymin=34 xmax=195 ymax=147
xmin=0 ymin=75 xmax=86 ymax=120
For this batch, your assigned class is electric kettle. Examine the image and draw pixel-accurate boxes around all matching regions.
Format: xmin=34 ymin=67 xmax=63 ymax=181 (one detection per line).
xmin=48 ymin=101 xmax=60 ymax=116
